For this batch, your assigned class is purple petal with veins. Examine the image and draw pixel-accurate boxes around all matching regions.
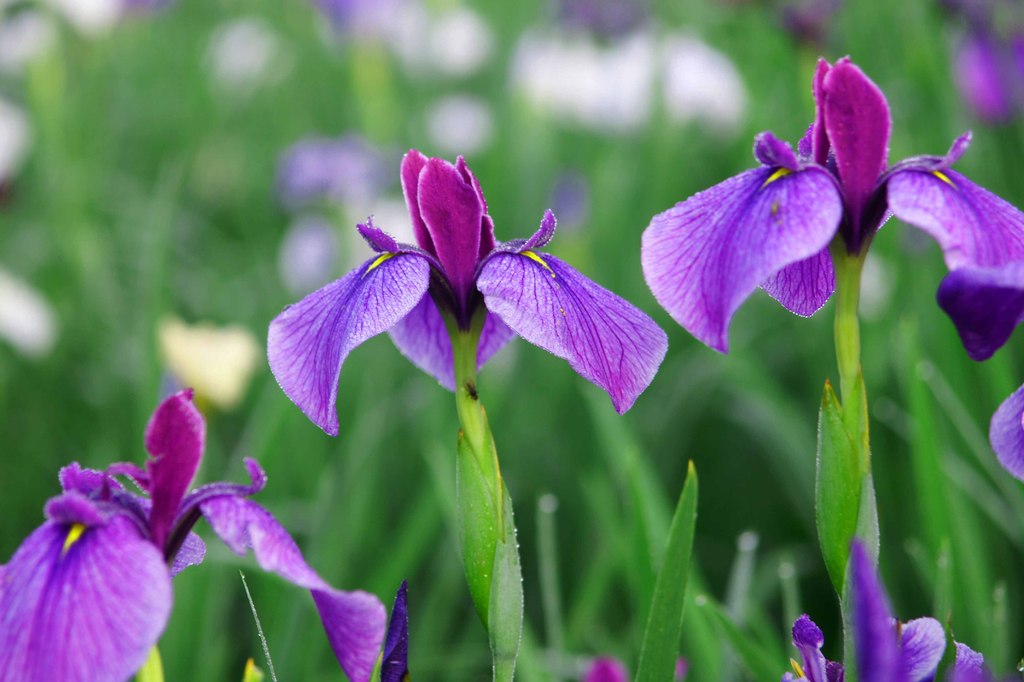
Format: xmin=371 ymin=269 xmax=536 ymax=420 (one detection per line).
xmin=900 ymin=617 xmax=945 ymax=682
xmin=761 ymin=246 xmax=835 ymax=317
xmin=268 ymin=252 xmax=431 ymax=435
xmin=990 ymin=382 xmax=1024 ymax=480
xmin=641 ymin=165 xmax=841 ymax=352
xmin=0 ymin=516 xmax=172 ymax=682
xmin=478 ymin=251 xmax=667 ymax=413
xmin=200 ymin=496 xmax=386 ymax=682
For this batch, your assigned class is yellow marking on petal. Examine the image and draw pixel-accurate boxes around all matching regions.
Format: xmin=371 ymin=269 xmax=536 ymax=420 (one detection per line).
xmin=365 ymin=252 xmax=396 ymax=275
xmin=762 ymin=167 xmax=792 ymax=188
xmin=522 ymin=250 xmax=556 ymax=278
xmin=790 ymin=658 xmax=806 ymax=678
xmin=933 ymin=170 xmax=956 ymax=188
xmin=62 ymin=523 xmax=86 ymax=556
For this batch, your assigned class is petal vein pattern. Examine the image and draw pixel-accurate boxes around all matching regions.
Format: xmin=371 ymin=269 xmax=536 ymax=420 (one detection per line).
xmin=477 ymin=251 xmax=667 ymax=413
xmin=641 ymin=166 xmax=842 ymax=352
xmin=268 ymin=253 xmax=430 ymax=435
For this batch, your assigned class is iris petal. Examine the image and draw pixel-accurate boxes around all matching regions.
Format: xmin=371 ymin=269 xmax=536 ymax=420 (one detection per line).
xmin=641 ymin=165 xmax=841 ymax=352
xmin=990 ymin=382 xmax=1024 ymax=480
xmin=850 ymin=542 xmax=900 ymax=682
xmin=145 ymin=390 xmax=205 ymax=550
xmin=199 ymin=496 xmax=387 ymax=682
xmin=477 ymin=250 xmax=667 ymax=414
xmin=899 ymin=617 xmax=945 ymax=682
xmin=268 ymin=252 xmax=431 ymax=435
xmin=381 ymin=581 xmax=410 ymax=682
xmin=761 ymin=247 xmax=835 ymax=317
xmin=0 ymin=516 xmax=171 ymax=682
xmin=936 ymin=263 xmax=1024 ymax=361
xmin=791 ymin=614 xmax=828 ymax=682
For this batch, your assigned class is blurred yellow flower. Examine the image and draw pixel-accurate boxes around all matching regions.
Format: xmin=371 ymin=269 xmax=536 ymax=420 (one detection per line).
xmin=158 ymin=317 xmax=260 ymax=410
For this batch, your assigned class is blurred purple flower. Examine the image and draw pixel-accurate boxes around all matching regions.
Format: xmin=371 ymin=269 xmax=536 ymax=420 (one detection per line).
xmin=581 ymin=655 xmax=687 ymax=681
xmin=0 ymin=390 xmax=386 ymax=682
xmin=278 ymin=216 xmax=341 ymax=296
xmin=276 ymin=135 xmax=390 ymax=209
xmin=780 ymin=0 xmax=841 ymax=48
xmin=269 ymin=150 xmax=667 ymax=435
xmin=953 ymin=28 xmax=1019 ymax=123
xmin=381 ymin=581 xmax=410 ymax=682
xmin=549 ymin=171 xmax=591 ymax=231
xmin=783 ymin=542 xmax=946 ymax=682
xmin=313 ymin=0 xmax=404 ymax=36
xmin=555 ymin=0 xmax=648 ymax=39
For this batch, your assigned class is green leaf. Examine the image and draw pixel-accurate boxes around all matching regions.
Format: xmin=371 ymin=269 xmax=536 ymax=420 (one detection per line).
xmin=489 ymin=486 xmax=524 ymax=682
xmin=136 ymin=647 xmax=165 ymax=682
xmin=241 ymin=659 xmax=266 ymax=682
xmin=635 ymin=462 xmax=699 ymax=682
xmin=815 ymin=380 xmax=861 ymax=595
xmin=456 ymin=427 xmax=501 ymax=625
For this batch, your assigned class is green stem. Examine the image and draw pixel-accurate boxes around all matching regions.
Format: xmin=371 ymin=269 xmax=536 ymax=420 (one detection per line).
xmin=831 ymin=246 xmax=865 ymax=418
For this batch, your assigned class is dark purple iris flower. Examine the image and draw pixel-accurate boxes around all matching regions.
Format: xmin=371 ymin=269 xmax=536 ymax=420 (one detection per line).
xmin=0 ymin=391 xmax=386 ymax=682
xmin=643 ymin=56 xmax=1024 ymax=356
xmin=782 ymin=542 xmax=947 ymax=682
xmin=268 ymin=149 xmax=667 ymax=435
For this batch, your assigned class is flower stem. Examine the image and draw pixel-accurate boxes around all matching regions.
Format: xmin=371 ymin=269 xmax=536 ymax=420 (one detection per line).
xmin=831 ymin=247 xmax=865 ymax=420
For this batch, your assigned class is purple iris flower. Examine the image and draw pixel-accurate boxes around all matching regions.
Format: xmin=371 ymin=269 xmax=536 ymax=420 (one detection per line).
xmin=953 ymin=28 xmax=1018 ymax=123
xmin=643 ymin=56 xmax=1024 ymax=356
xmin=276 ymin=135 xmax=390 ymax=210
xmin=0 ymin=390 xmax=386 ymax=682
xmin=782 ymin=542 xmax=946 ymax=682
xmin=268 ymin=150 xmax=667 ymax=435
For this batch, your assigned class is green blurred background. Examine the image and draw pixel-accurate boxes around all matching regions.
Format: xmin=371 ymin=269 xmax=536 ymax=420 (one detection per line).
xmin=2 ymin=0 xmax=1023 ymax=678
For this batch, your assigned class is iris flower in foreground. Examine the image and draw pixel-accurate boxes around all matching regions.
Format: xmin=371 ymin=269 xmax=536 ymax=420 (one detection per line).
xmin=0 ymin=390 xmax=386 ymax=682
xmin=269 ymin=149 xmax=667 ymax=435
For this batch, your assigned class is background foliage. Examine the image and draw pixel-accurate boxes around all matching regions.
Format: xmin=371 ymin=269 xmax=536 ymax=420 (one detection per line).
xmin=1 ymin=0 xmax=1022 ymax=679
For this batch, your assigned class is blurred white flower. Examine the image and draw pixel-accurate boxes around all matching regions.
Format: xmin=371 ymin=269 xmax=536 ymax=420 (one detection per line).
xmin=278 ymin=216 xmax=340 ymax=296
xmin=661 ymin=32 xmax=746 ymax=136
xmin=510 ymin=28 xmax=656 ymax=133
xmin=392 ymin=6 xmax=494 ymax=78
xmin=0 ymin=11 xmax=56 ymax=75
xmin=0 ymin=268 xmax=57 ymax=358
xmin=859 ymin=252 xmax=893 ymax=322
xmin=426 ymin=95 xmax=494 ymax=155
xmin=44 ymin=0 xmax=121 ymax=36
xmin=158 ymin=317 xmax=261 ymax=410
xmin=206 ymin=17 xmax=290 ymax=94
xmin=0 ymin=98 xmax=30 ymax=181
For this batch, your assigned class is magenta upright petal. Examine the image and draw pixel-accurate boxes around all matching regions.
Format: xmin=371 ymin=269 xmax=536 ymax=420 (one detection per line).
xmin=144 ymin=390 xmax=205 ymax=550
xmin=899 ymin=617 xmax=945 ymax=682
xmin=583 ymin=657 xmax=630 ymax=682
xmin=937 ymin=263 xmax=1024 ymax=361
xmin=820 ymin=58 xmax=891 ymax=246
xmin=417 ymin=157 xmax=486 ymax=310
xmin=199 ymin=496 xmax=387 ymax=682
xmin=0 ymin=516 xmax=172 ymax=682
xmin=641 ymin=166 xmax=842 ymax=352
xmin=850 ymin=542 xmax=900 ymax=682
xmin=990 ymin=382 xmax=1024 ymax=480
xmin=811 ymin=59 xmax=831 ymax=166
xmin=268 ymin=253 xmax=431 ymax=435
xmin=477 ymin=250 xmax=667 ymax=413
xmin=401 ymin=150 xmax=435 ymax=255
xmin=388 ymin=294 xmax=516 ymax=390
xmin=455 ymin=156 xmax=497 ymax=258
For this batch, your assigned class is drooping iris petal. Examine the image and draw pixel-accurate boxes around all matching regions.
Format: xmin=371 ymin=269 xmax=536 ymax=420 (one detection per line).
xmin=887 ymin=168 xmax=1024 ymax=271
xmin=990 ymin=382 xmax=1024 ymax=480
xmin=936 ymin=263 xmax=1024 ymax=361
xmin=381 ymin=581 xmax=410 ymax=682
xmin=268 ymin=252 xmax=431 ymax=435
xmin=417 ymin=157 xmax=485 ymax=309
xmin=0 ymin=517 xmax=172 ymax=682
xmin=478 ymin=250 xmax=667 ymax=413
xmin=850 ymin=542 xmax=899 ymax=682
xmin=760 ymin=246 xmax=835 ymax=316
xmin=583 ymin=657 xmax=630 ymax=682
xmin=792 ymin=614 xmax=828 ymax=682
xmin=900 ymin=617 xmax=945 ymax=682
xmin=400 ymin=150 xmax=435 ymax=255
xmin=388 ymin=293 xmax=516 ymax=390
xmin=170 ymin=532 xmax=206 ymax=576
xmin=820 ymin=57 xmax=891 ymax=246
xmin=145 ymin=389 xmax=205 ymax=550
xmin=641 ymin=165 xmax=842 ymax=352
xmin=199 ymin=495 xmax=386 ymax=682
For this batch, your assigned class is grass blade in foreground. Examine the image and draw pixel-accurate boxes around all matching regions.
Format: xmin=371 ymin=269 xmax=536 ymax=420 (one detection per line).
xmin=635 ymin=462 xmax=698 ymax=682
